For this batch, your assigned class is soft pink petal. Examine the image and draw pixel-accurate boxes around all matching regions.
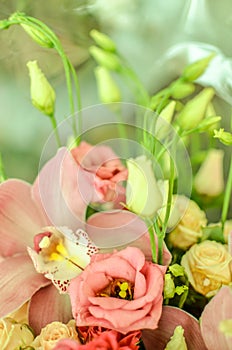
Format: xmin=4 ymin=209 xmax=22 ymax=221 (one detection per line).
xmin=0 ymin=254 xmax=50 ymax=318
xmin=142 ymin=306 xmax=207 ymax=350
xmin=29 ymin=284 xmax=72 ymax=335
xmin=71 ymin=141 xmax=121 ymax=171
xmin=0 ymin=179 xmax=48 ymax=256
xmin=87 ymin=211 xmax=172 ymax=265
xmin=32 ymin=148 xmax=92 ymax=231
xmin=86 ymin=210 xmax=148 ymax=248
xmin=201 ymin=286 xmax=232 ymax=350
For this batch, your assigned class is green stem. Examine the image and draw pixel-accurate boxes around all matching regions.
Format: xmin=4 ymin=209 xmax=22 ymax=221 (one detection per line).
xmin=0 ymin=154 xmax=7 ymax=182
xmin=50 ymin=113 xmax=61 ymax=147
xmin=162 ymin=155 xmax=175 ymax=235
xmin=147 ymin=219 xmax=157 ymax=263
xmin=154 ymin=219 xmax=164 ymax=265
xmin=221 ymin=154 xmax=232 ymax=231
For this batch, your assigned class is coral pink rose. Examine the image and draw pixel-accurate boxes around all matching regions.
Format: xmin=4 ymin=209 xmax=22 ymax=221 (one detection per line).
xmin=54 ymin=329 xmax=141 ymax=349
xmin=71 ymin=141 xmax=128 ymax=207
xmin=68 ymin=247 xmax=166 ymax=333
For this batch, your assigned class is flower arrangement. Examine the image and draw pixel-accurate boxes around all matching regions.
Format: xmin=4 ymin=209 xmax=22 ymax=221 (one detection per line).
xmin=0 ymin=12 xmax=232 ymax=350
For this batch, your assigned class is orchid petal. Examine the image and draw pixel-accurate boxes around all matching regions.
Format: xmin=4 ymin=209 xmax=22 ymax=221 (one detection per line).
xmin=29 ymin=284 xmax=72 ymax=335
xmin=142 ymin=306 xmax=207 ymax=350
xmin=86 ymin=211 xmax=172 ymax=265
xmin=86 ymin=210 xmax=149 ymax=248
xmin=200 ymin=286 xmax=232 ymax=350
xmin=0 ymin=179 xmax=47 ymax=256
xmin=0 ymin=254 xmax=50 ymax=318
xmin=32 ymin=148 xmax=92 ymax=231
xmin=27 ymin=228 xmax=98 ymax=293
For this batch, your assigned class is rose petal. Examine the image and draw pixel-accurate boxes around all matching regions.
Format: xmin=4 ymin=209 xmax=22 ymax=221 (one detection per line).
xmin=200 ymin=286 xmax=232 ymax=350
xmin=0 ymin=179 xmax=47 ymax=256
xmin=142 ymin=306 xmax=207 ymax=350
xmin=32 ymin=148 xmax=91 ymax=231
xmin=0 ymin=254 xmax=50 ymax=318
xmin=29 ymin=284 xmax=72 ymax=335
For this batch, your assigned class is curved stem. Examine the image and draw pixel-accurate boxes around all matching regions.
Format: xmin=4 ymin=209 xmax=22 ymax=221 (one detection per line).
xmin=50 ymin=113 xmax=61 ymax=147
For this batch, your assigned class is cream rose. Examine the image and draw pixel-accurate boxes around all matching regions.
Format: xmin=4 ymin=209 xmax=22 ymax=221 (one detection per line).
xmin=0 ymin=317 xmax=34 ymax=350
xmin=168 ymin=195 xmax=207 ymax=250
xmin=181 ymin=240 xmax=232 ymax=297
xmin=31 ymin=320 xmax=80 ymax=350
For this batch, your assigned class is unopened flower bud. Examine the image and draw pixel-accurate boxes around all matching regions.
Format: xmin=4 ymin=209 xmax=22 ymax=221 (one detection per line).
xmin=182 ymin=53 xmax=215 ymax=81
xmin=89 ymin=46 xmax=121 ymax=71
xmin=90 ymin=29 xmax=116 ymax=52
xmin=194 ymin=149 xmax=224 ymax=197
xmin=21 ymin=23 xmax=53 ymax=48
xmin=94 ymin=66 xmax=121 ymax=103
xmin=165 ymin=326 xmax=188 ymax=350
xmin=126 ymin=155 xmax=163 ymax=218
xmin=214 ymin=128 xmax=232 ymax=145
xmin=171 ymin=81 xmax=195 ymax=99
xmin=177 ymin=87 xmax=215 ymax=130
xmin=156 ymin=100 xmax=176 ymax=138
xmin=27 ymin=60 xmax=56 ymax=117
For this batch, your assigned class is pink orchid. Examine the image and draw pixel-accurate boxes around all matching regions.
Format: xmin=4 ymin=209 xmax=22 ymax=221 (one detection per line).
xmin=142 ymin=286 xmax=232 ymax=349
xmin=0 ymin=147 xmax=96 ymax=334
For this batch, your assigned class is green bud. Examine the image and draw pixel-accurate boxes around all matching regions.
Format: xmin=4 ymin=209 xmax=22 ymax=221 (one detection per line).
xmin=89 ymin=46 xmax=121 ymax=71
xmin=90 ymin=29 xmax=116 ymax=52
xmin=169 ymin=263 xmax=185 ymax=277
xmin=177 ymin=87 xmax=215 ymax=130
xmin=165 ymin=326 xmax=188 ymax=350
xmin=156 ymin=101 xmax=176 ymax=138
xmin=182 ymin=53 xmax=216 ymax=81
xmin=94 ymin=66 xmax=121 ymax=103
xmin=170 ymin=81 xmax=195 ymax=99
xmin=214 ymin=128 xmax=232 ymax=145
xmin=27 ymin=60 xmax=56 ymax=117
xmin=164 ymin=273 xmax=175 ymax=299
xmin=21 ymin=23 xmax=53 ymax=48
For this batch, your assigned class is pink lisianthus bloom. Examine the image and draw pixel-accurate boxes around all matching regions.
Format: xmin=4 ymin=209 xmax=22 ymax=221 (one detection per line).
xmin=68 ymin=246 xmax=166 ymax=334
xmin=71 ymin=141 xmax=128 ymax=208
xmin=54 ymin=329 xmax=141 ymax=350
xmin=0 ymin=147 xmax=98 ymax=334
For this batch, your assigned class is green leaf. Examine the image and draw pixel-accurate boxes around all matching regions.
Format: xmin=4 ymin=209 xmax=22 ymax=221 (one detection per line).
xmin=201 ymin=225 xmax=225 ymax=243
xmin=169 ymin=264 xmax=185 ymax=277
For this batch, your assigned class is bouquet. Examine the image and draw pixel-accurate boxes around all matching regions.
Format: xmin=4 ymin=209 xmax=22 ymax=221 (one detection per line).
xmin=0 ymin=12 xmax=232 ymax=350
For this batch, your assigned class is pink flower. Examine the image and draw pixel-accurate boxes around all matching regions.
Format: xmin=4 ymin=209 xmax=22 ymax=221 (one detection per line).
xmin=69 ymin=246 xmax=166 ymax=333
xmin=54 ymin=329 xmax=141 ymax=349
xmin=71 ymin=141 xmax=128 ymax=207
xmin=0 ymin=147 xmax=96 ymax=334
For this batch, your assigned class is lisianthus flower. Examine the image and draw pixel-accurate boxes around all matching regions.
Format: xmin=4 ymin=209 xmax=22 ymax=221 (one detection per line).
xmin=0 ymin=147 xmax=97 ymax=334
xmin=54 ymin=329 xmax=141 ymax=350
xmin=71 ymin=141 xmax=128 ymax=208
xmin=68 ymin=246 xmax=166 ymax=334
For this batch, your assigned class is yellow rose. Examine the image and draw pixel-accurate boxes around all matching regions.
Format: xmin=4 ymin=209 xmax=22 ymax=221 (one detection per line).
xmin=168 ymin=195 xmax=207 ymax=250
xmin=181 ymin=240 xmax=232 ymax=297
xmin=31 ymin=320 xmax=80 ymax=350
xmin=0 ymin=317 xmax=34 ymax=350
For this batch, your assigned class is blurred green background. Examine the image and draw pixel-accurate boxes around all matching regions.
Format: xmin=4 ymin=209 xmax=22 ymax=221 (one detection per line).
xmin=0 ymin=0 xmax=232 ymax=186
